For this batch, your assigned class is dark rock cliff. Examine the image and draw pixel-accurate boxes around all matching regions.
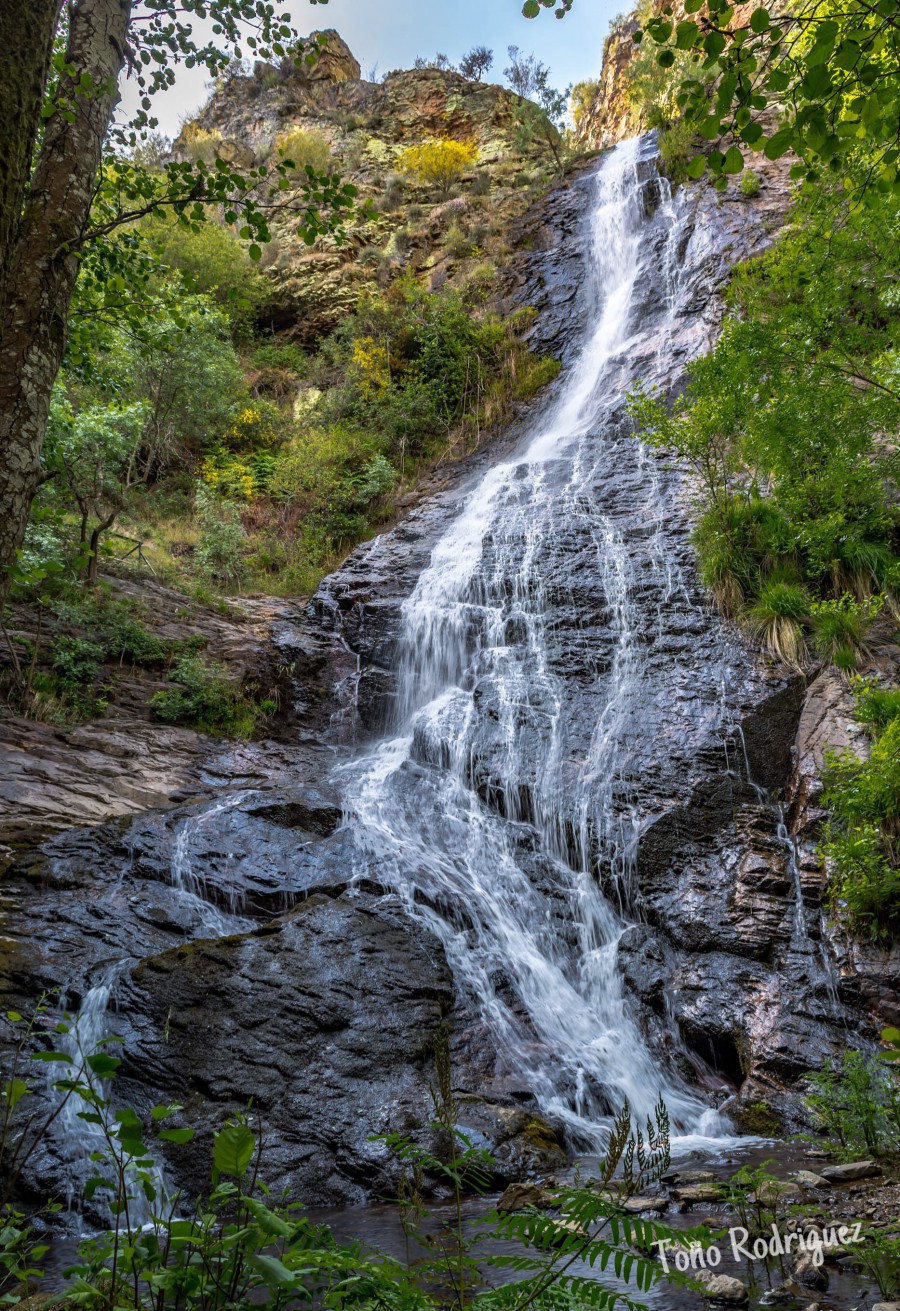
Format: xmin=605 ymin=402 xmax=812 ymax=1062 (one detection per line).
xmin=0 ymin=137 xmax=886 ymax=1216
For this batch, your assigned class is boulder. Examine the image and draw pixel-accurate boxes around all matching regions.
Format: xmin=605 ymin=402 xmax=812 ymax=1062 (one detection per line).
xmin=792 ymin=1170 xmax=831 ymax=1190
xmin=115 ymin=895 xmax=454 ymax=1206
xmin=819 ymin=1160 xmax=882 ymax=1182
xmin=294 ymin=30 xmax=360 ymax=84
xmin=673 ymin=1183 xmax=725 ymax=1204
xmin=497 ymin=1182 xmax=553 ymax=1213
xmin=695 ymin=1271 xmax=749 ymax=1303
xmin=621 ymin=1196 xmax=667 ymax=1213
xmin=791 ymin=1251 xmax=829 ymax=1291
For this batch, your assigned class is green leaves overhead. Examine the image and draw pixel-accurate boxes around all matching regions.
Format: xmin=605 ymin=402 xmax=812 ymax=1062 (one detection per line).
xmin=626 ymin=0 xmax=900 ymax=196
xmin=522 ymin=0 xmax=575 ymax=16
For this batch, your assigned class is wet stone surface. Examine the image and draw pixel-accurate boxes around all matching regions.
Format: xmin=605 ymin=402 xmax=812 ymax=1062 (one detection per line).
xmin=0 ymin=144 xmax=888 ymax=1213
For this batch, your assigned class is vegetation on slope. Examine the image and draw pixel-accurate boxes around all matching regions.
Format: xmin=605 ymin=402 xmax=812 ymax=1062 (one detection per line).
xmin=2 ymin=49 xmax=576 ymax=730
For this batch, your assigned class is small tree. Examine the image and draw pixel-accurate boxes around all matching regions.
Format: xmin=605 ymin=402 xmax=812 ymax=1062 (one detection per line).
xmin=503 ymin=45 xmax=552 ymax=97
xmin=513 ymin=76 xmax=572 ymax=173
xmin=460 ymin=46 xmax=494 ymax=80
xmin=44 ymin=396 xmax=149 ymax=585
xmin=571 ymin=79 xmax=601 ymax=133
xmin=398 ymin=139 xmax=479 ymax=197
xmin=413 ymin=52 xmax=455 ymax=71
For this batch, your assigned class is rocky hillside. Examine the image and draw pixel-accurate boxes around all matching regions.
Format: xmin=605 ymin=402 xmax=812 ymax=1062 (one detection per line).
xmin=177 ymin=31 xmax=583 ymax=343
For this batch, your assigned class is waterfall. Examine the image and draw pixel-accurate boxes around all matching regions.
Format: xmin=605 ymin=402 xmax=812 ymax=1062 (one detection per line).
xmin=338 ymin=137 xmax=738 ymax=1154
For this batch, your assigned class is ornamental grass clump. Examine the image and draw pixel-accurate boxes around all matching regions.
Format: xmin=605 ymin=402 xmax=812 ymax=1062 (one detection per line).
xmin=746 ymin=579 xmax=810 ymax=667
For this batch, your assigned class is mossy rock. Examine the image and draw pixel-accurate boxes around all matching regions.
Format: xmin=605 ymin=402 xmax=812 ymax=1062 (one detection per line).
xmin=734 ymin=1100 xmax=783 ymax=1136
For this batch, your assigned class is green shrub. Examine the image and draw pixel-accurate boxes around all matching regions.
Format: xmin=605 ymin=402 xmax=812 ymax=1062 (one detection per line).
xmin=854 ymin=677 xmax=900 ymax=732
xmin=689 ymin=496 xmax=796 ymax=616
xmin=151 ymin=654 xmax=266 ymax=738
xmin=658 ymin=119 xmax=698 ymax=183
xmin=806 ymin=1049 xmax=900 ymax=1158
xmin=51 ymin=635 xmax=104 ymax=694
xmin=822 ymin=686 xmax=900 ymax=938
xmin=180 ymin=124 xmax=223 ymax=164
xmin=824 ymin=821 xmax=900 ymax=935
xmin=194 ymin=485 xmax=247 ymax=586
xmin=53 ymin=591 xmax=168 ymax=665
xmin=856 ymin=1229 xmax=900 ymax=1301
xmin=274 ymin=127 xmax=332 ymax=175
xmin=739 ymin=169 xmax=761 ymax=197
xmin=629 ymin=181 xmax=900 ymax=636
xmin=444 ymin=218 xmax=476 ymax=259
xmin=249 ymin=340 xmax=306 ymax=375
xmin=148 ymin=218 xmax=271 ymax=334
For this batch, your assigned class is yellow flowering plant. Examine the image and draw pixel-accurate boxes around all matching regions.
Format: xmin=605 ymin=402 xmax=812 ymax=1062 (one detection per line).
xmin=397 ymin=139 xmax=478 ymax=196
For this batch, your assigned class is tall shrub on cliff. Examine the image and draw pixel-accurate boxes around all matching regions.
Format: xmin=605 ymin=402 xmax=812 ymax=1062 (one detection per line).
xmin=0 ymin=1 xmax=357 ymax=617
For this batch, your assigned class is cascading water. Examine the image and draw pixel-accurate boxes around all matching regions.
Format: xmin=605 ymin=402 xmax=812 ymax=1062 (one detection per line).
xmin=338 ymin=136 xmax=739 ymax=1153
xmin=53 ymin=796 xmax=255 ymax=1220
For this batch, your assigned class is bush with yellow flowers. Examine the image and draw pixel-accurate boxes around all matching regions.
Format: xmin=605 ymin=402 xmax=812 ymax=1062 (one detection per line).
xmin=350 ymin=337 xmax=391 ymax=399
xmin=224 ymin=406 xmax=281 ymax=453
xmin=274 ymin=128 xmax=333 ymax=176
xmin=397 ymin=139 xmax=478 ymax=197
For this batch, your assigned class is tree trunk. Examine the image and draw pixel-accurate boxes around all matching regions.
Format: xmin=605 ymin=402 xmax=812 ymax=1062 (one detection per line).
xmin=0 ymin=0 xmax=60 ymax=319
xmin=0 ymin=0 xmax=131 ymax=599
xmin=87 ymin=509 xmax=118 ymax=585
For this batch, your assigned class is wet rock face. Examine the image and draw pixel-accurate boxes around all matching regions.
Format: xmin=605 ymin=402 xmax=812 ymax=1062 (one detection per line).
xmin=0 ymin=153 xmax=856 ymax=1211
xmin=0 ymin=780 xmax=566 ymax=1206
xmin=296 ymin=159 xmax=850 ymax=1129
xmin=118 ymin=896 xmax=452 ymax=1206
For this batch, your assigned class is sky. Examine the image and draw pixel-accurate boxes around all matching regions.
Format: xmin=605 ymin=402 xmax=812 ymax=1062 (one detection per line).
xmin=121 ymin=0 xmax=621 ymax=138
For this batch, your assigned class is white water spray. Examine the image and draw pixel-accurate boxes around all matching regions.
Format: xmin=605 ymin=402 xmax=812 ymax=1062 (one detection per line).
xmin=339 ymin=139 xmax=737 ymax=1153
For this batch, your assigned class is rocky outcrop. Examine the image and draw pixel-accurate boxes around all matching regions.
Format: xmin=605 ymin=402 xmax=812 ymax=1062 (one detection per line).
xmin=174 ymin=39 xmax=583 ymax=345
xmin=118 ymin=895 xmax=452 ymax=1206
xmin=786 ymin=665 xmax=900 ymax=1035
xmin=574 ymin=17 xmax=642 ymax=150
xmin=0 ymin=579 xmax=338 ymax=853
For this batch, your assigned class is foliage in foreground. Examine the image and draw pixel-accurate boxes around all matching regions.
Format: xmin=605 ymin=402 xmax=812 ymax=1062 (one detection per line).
xmin=528 ymin=0 xmax=900 ymax=204
xmin=806 ymin=1039 xmax=900 ymax=1159
xmin=1 ymin=1005 xmax=701 ymax=1311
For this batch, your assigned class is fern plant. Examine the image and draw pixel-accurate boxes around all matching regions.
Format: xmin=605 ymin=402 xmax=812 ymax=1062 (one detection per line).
xmin=381 ymin=1042 xmax=701 ymax=1311
xmin=3 ymin=1004 xmax=707 ymax=1311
